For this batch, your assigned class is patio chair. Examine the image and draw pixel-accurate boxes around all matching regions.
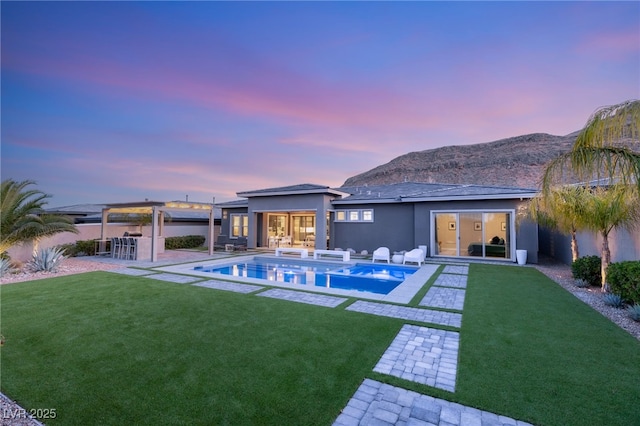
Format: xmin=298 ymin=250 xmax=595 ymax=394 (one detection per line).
xmin=403 ymin=248 xmax=424 ymax=266
xmin=214 ymin=235 xmax=229 ymax=251
xmin=372 ymin=247 xmax=390 ymax=263
xmin=233 ymin=237 xmax=248 ymax=251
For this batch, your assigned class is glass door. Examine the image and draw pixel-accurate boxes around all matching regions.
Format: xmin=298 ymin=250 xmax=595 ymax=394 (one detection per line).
xmin=434 ymin=213 xmax=458 ymax=256
xmin=460 ymin=212 xmax=483 ymax=258
xmin=292 ymin=215 xmax=315 ymax=246
xmin=433 ymin=210 xmax=513 ymax=260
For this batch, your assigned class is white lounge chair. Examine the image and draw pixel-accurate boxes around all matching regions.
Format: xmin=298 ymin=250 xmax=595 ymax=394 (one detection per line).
xmin=372 ymin=247 xmax=390 ymax=263
xmin=403 ymin=248 xmax=424 ymax=266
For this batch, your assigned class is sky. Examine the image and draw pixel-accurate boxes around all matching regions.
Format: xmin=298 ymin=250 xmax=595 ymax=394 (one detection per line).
xmin=1 ymin=1 xmax=639 ymax=208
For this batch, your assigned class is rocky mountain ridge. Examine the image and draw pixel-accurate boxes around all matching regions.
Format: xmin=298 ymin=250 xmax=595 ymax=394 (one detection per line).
xmin=343 ymin=132 xmax=582 ymax=189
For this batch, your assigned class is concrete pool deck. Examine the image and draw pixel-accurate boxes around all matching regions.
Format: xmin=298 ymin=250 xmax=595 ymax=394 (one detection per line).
xmin=153 ymin=254 xmax=439 ymax=304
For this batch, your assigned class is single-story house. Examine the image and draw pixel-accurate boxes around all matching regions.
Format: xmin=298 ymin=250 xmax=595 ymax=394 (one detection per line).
xmin=216 ymin=182 xmax=540 ymax=263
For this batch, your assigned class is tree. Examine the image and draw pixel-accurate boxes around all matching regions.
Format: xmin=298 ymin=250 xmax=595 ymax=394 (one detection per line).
xmin=540 ymin=100 xmax=640 ymax=290
xmin=528 ymin=185 xmax=590 ymax=262
xmin=542 ymin=100 xmax=640 ymax=196
xmin=0 ymin=179 xmax=78 ymax=256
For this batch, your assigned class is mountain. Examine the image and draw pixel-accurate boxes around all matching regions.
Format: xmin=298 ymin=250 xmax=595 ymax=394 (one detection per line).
xmin=343 ymin=132 xmax=583 ymax=189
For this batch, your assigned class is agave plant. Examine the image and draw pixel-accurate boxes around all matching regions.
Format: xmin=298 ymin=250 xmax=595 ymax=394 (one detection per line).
xmin=602 ymin=293 xmax=624 ymax=308
xmin=0 ymin=257 xmax=15 ymax=277
xmin=627 ymin=304 xmax=640 ymax=322
xmin=28 ymin=247 xmax=66 ymax=272
xmin=574 ymin=278 xmax=590 ymax=288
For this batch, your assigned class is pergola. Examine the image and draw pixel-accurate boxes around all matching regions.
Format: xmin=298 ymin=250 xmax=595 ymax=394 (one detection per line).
xmin=100 ymin=201 xmax=215 ymax=262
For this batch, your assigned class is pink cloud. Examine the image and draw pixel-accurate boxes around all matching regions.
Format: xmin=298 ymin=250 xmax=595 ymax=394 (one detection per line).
xmin=577 ymin=29 xmax=640 ymax=60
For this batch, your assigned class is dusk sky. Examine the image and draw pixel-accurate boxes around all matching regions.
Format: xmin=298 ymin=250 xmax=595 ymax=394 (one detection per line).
xmin=2 ymin=2 xmax=638 ymax=207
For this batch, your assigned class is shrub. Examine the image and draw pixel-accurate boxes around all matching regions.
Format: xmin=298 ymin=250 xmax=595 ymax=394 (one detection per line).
xmin=627 ymin=304 xmax=640 ymax=322
xmin=607 ymin=261 xmax=640 ymax=305
xmin=602 ymin=293 xmax=624 ymax=308
xmin=0 ymin=258 xmax=16 ymax=278
xmin=28 ymin=247 xmax=66 ymax=272
xmin=574 ymin=279 xmax=590 ymax=288
xmin=165 ymin=235 xmax=206 ymax=250
xmin=571 ymin=256 xmax=602 ymax=287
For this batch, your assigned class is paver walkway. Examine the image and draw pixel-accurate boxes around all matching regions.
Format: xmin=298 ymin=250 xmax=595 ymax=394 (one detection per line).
xmin=333 ymin=379 xmax=534 ymax=426
xmin=110 ymin=268 xmax=158 ymax=276
xmin=442 ymin=265 xmax=469 ymax=275
xmin=373 ymin=324 xmax=459 ymax=391
xmin=257 ymin=288 xmax=347 ymax=308
xmin=193 ymin=280 xmax=263 ymax=294
xmin=433 ymin=273 xmax=468 ymax=288
xmin=144 ymin=273 xmax=203 ymax=284
xmin=346 ymin=300 xmax=462 ymax=328
xmin=419 ymin=286 xmax=466 ymax=311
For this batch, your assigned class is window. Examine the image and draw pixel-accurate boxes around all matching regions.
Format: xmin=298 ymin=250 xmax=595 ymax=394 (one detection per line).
xmin=335 ymin=209 xmax=374 ymax=222
xmin=230 ymin=214 xmax=248 ymax=238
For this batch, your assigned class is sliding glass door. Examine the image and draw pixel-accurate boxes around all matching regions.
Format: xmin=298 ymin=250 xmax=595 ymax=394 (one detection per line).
xmin=433 ymin=210 xmax=513 ymax=260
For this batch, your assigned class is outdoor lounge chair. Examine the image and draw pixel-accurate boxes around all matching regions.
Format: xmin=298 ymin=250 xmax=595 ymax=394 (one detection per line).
xmin=403 ymin=248 xmax=424 ymax=266
xmin=214 ymin=235 xmax=230 ymax=251
xmin=233 ymin=237 xmax=247 ymax=251
xmin=372 ymin=247 xmax=390 ymax=263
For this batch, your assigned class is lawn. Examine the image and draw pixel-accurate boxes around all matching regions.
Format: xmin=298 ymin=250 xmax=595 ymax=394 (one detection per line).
xmin=1 ymin=265 xmax=639 ymax=425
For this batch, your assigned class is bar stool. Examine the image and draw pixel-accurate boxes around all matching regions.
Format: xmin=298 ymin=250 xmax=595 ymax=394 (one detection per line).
xmin=111 ymin=237 xmax=122 ymax=258
xmin=123 ymin=237 xmax=138 ymax=260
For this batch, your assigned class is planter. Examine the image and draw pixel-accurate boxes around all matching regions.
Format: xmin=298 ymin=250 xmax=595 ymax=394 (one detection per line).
xmin=516 ymin=249 xmax=527 ymax=265
xmin=391 ymin=254 xmax=404 ymax=264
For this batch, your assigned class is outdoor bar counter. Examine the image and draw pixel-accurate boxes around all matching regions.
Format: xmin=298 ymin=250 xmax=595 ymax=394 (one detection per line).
xmin=132 ymin=237 xmax=165 ymax=261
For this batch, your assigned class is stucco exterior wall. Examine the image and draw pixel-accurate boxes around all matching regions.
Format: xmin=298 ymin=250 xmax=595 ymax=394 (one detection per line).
xmin=6 ymin=222 xmax=216 ymax=263
xmin=332 ymin=203 xmax=415 ymax=253
xmin=540 ymin=226 xmax=640 ymax=265
xmin=332 ymin=198 xmax=538 ymax=263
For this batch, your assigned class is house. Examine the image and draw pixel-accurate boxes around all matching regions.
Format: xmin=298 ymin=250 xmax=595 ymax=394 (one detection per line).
xmin=216 ymin=182 xmax=539 ymax=263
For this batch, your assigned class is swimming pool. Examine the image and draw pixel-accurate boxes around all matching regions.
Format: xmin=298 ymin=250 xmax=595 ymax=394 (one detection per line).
xmin=193 ymin=257 xmax=417 ymax=295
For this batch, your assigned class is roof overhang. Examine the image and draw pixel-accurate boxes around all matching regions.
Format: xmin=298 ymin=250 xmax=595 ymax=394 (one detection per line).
xmin=104 ymin=201 xmax=213 ymax=214
xmin=332 ymin=192 xmax=539 ymax=205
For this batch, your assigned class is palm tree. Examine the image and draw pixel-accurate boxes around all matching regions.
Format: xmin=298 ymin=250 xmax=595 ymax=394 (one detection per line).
xmin=0 ymin=179 xmax=78 ymax=255
xmin=540 ymin=100 xmax=640 ymax=290
xmin=542 ymin=100 xmax=640 ymax=195
xmin=528 ymin=185 xmax=590 ymax=262
xmin=579 ymin=185 xmax=640 ymax=290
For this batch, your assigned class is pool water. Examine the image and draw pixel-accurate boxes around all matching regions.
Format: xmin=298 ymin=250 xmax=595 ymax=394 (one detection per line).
xmin=193 ymin=257 xmax=417 ymax=295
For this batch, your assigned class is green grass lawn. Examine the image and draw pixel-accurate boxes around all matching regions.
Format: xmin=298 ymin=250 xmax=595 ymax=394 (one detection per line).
xmin=1 ymin=265 xmax=639 ymax=425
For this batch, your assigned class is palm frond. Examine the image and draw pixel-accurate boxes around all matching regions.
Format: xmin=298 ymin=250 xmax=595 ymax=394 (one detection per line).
xmin=574 ymin=99 xmax=640 ymax=149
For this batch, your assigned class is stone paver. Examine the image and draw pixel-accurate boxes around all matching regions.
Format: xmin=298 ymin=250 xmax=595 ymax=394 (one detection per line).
xmin=346 ymin=300 xmax=462 ymax=328
xmin=193 ymin=280 xmax=263 ymax=294
xmin=419 ymin=286 xmax=466 ymax=311
xmin=434 ymin=273 xmax=468 ymax=289
xmin=110 ymin=268 xmax=157 ymax=276
xmin=256 ymin=288 xmax=347 ymax=308
xmin=373 ymin=325 xmax=460 ymax=392
xmin=333 ymin=379 xmax=534 ymax=426
xmin=145 ymin=273 xmax=203 ymax=284
xmin=443 ymin=265 xmax=469 ymax=275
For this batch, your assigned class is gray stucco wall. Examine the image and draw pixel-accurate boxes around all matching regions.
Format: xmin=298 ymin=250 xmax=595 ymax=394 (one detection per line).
xmin=333 ymin=198 xmax=538 ymax=263
xmin=332 ymin=203 xmax=414 ymax=253
xmin=540 ymin=225 xmax=640 ymax=265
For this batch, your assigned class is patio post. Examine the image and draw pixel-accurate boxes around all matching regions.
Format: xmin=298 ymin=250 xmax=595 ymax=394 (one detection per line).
xmin=151 ymin=206 xmax=159 ymax=262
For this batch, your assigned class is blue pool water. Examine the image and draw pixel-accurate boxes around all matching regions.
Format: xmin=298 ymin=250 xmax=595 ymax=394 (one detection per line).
xmin=193 ymin=257 xmax=417 ymax=295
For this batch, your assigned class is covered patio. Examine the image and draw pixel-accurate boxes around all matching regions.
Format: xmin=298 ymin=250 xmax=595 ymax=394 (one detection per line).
xmin=98 ymin=201 xmax=216 ymax=262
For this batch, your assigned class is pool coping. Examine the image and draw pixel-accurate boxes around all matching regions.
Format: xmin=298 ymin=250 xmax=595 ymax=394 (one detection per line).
xmin=153 ymin=255 xmax=438 ymax=304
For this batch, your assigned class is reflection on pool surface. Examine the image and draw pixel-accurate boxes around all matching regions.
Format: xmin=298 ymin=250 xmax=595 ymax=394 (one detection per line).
xmin=193 ymin=257 xmax=417 ymax=295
